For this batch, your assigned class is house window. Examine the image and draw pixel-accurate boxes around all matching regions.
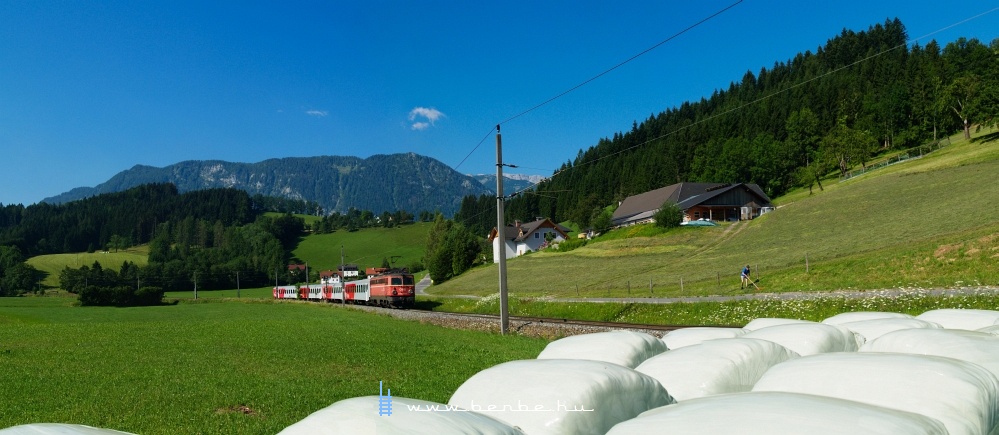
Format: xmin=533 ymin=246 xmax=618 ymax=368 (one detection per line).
xmin=694 ymin=212 xmax=700 ymax=219
xmin=535 ymin=233 xmax=540 ymax=239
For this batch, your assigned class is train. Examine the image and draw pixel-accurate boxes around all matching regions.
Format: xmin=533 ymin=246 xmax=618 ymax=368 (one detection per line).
xmin=272 ymin=270 xmax=415 ymax=307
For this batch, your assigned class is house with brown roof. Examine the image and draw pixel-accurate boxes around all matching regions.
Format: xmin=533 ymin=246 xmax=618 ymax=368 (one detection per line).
xmin=488 ymin=218 xmax=571 ymax=263
xmin=611 ymin=182 xmax=773 ymax=227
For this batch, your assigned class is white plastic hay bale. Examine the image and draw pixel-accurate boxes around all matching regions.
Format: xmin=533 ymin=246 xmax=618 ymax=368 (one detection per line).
xmin=979 ymin=325 xmax=999 ymax=336
xmin=860 ymin=328 xmax=999 ymax=379
xmin=752 ymin=352 xmax=999 ymax=435
xmin=634 ymin=338 xmax=799 ymax=401
xmin=838 ymin=318 xmax=942 ymax=341
xmin=660 ymin=327 xmax=746 ymax=350
xmin=742 ymin=323 xmax=861 ymax=356
xmin=606 ymin=391 xmax=948 ymax=435
xmin=536 ymin=330 xmax=666 ymax=368
xmin=742 ymin=317 xmax=813 ymax=331
xmin=448 ymin=359 xmax=674 ymax=435
xmin=277 ymin=396 xmax=524 ymax=435
xmin=0 ymin=424 xmax=136 ymax=435
xmin=916 ymin=308 xmax=999 ymax=330
xmin=822 ymin=311 xmax=913 ymax=325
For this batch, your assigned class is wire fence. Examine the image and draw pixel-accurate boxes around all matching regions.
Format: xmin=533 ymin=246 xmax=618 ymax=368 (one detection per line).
xmin=841 ymin=137 xmax=951 ymax=181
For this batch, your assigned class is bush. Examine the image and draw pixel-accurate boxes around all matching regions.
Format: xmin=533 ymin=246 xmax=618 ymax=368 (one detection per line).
xmin=78 ymin=285 xmax=163 ymax=307
xmin=554 ymin=238 xmax=588 ymax=253
xmin=653 ymin=201 xmax=683 ymax=229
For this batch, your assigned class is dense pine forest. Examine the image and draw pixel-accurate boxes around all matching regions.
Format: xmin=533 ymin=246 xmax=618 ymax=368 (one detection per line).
xmin=457 ymin=19 xmax=999 ymax=234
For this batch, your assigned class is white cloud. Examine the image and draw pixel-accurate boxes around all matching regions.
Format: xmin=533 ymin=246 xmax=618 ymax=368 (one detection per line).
xmin=408 ymin=107 xmax=445 ymax=130
xmin=306 ymin=110 xmax=328 ymax=117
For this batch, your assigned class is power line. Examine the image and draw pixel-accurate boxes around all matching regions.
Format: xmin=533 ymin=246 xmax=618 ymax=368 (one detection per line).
xmin=452 ymin=1 xmax=743 ymax=171
xmin=505 ymin=6 xmax=999 ymax=199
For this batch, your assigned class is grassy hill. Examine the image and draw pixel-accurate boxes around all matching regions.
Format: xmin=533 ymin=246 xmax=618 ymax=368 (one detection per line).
xmin=26 ymin=220 xmax=430 ymax=292
xmin=292 ymin=222 xmax=431 ymax=273
xmin=27 ymin=246 xmax=150 ymax=289
xmin=430 ymin=129 xmax=999 ymax=298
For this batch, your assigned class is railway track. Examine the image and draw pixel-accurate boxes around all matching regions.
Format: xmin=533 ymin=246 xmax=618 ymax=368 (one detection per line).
xmin=407 ymin=308 xmax=741 ymax=332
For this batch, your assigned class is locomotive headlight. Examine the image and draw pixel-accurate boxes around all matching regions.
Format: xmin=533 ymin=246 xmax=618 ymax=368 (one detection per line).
xmin=392 ymin=290 xmax=398 ymax=296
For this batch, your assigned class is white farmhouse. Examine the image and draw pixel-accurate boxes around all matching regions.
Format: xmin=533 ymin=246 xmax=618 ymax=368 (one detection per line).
xmin=488 ymin=218 xmax=570 ymax=263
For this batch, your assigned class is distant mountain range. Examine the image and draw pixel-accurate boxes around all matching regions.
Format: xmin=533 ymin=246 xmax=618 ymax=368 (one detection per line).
xmin=471 ymin=174 xmax=543 ymax=195
xmin=42 ymin=153 xmax=540 ymax=216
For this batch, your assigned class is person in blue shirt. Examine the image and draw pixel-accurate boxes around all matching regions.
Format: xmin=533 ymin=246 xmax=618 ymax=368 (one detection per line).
xmin=741 ymin=265 xmax=751 ymax=290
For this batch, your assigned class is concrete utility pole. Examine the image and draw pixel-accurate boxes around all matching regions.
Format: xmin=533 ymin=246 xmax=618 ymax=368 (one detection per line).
xmin=496 ymin=125 xmax=509 ymax=334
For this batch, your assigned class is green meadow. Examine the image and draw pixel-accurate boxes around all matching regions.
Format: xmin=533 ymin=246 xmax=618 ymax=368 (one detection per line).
xmin=430 ymin=130 xmax=999 ymax=298
xmin=0 ymin=297 xmax=547 ymax=434
xmin=291 ymin=222 xmax=431 ymax=272
xmin=27 ymin=246 xmax=150 ymax=289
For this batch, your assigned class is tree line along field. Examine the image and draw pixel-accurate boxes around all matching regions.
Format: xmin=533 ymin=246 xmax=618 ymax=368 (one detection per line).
xmin=0 ymin=297 xmax=548 ymax=434
xmin=430 ymin=129 xmax=999 ymax=298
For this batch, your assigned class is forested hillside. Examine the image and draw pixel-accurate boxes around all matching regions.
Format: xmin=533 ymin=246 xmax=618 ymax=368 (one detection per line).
xmin=460 ymin=19 xmax=998 ymax=231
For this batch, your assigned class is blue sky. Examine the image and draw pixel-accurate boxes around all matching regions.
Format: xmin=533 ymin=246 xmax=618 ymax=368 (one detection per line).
xmin=2 ymin=1 xmax=997 ymax=206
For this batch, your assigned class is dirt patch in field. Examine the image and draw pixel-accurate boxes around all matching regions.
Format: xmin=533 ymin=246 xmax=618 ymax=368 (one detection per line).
xmin=934 ymin=243 xmax=960 ymax=259
xmin=216 ymin=404 xmax=258 ymax=416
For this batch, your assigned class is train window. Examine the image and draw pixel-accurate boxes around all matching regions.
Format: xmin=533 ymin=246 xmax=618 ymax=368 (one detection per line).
xmin=404 ymin=276 xmax=414 ymax=285
xmin=391 ymin=277 xmax=401 ymax=285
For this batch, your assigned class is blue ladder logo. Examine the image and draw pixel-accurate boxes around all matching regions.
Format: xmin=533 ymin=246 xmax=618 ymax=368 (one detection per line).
xmin=378 ymin=381 xmax=393 ymax=416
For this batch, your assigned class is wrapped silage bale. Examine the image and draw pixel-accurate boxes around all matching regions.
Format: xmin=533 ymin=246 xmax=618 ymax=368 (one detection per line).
xmin=660 ymin=327 xmax=746 ymax=350
xmin=916 ymin=308 xmax=999 ymax=330
xmin=837 ymin=317 xmax=942 ymax=342
xmin=822 ymin=311 xmax=913 ymax=325
xmin=606 ymin=391 xmax=948 ymax=435
xmin=752 ymin=352 xmax=999 ymax=435
xmin=448 ymin=359 xmax=674 ymax=435
xmin=536 ymin=330 xmax=666 ymax=368
xmin=742 ymin=317 xmax=813 ymax=331
xmin=861 ymin=328 xmax=999 ymax=379
xmin=979 ymin=325 xmax=999 ymax=336
xmin=742 ymin=323 xmax=861 ymax=356
xmin=277 ymin=396 xmax=524 ymax=435
xmin=0 ymin=424 xmax=136 ymax=435
xmin=634 ymin=338 xmax=799 ymax=401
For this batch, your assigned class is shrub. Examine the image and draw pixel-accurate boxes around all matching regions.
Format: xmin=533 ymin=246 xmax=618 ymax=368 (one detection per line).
xmin=654 ymin=201 xmax=683 ymax=229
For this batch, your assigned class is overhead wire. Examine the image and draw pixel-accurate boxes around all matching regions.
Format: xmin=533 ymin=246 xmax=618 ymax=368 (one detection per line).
xmin=504 ymin=5 xmax=999 ymax=200
xmin=452 ymin=0 xmax=744 ymax=172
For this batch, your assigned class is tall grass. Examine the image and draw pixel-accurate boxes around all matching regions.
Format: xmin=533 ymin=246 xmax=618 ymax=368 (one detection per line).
xmin=0 ymin=297 xmax=547 ymax=434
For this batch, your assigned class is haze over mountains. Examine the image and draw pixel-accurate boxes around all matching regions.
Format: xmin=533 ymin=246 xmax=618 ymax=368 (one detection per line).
xmin=41 ymin=153 xmax=540 ymax=216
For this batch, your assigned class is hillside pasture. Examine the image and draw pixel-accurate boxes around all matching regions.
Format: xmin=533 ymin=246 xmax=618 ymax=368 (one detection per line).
xmin=431 ymin=132 xmax=999 ymax=298
xmin=26 ymin=246 xmax=149 ymax=289
xmin=293 ymin=222 xmax=430 ymax=272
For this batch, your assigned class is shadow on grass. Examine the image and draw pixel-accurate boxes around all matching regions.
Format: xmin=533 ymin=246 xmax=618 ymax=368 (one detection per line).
xmin=972 ymin=131 xmax=999 ymax=144
xmin=412 ymin=299 xmax=442 ymax=310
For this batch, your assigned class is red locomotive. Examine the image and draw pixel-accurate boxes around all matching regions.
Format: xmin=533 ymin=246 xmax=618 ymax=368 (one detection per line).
xmin=272 ymin=270 xmax=415 ymax=308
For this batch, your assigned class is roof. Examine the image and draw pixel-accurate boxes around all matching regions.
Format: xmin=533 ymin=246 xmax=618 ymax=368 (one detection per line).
xmin=489 ymin=218 xmax=570 ymax=242
xmin=611 ymin=182 xmax=727 ymax=225
xmin=675 ymin=183 xmax=771 ymax=210
xmin=612 ymin=182 xmax=772 ymax=226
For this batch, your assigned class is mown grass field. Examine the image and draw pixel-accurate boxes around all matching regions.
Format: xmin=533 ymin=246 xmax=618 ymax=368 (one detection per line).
xmin=0 ymin=297 xmax=547 ymax=434
xmin=420 ymin=288 xmax=999 ymax=326
xmin=292 ymin=222 xmax=430 ymax=272
xmin=26 ymin=246 xmax=150 ymax=289
xmin=430 ymin=131 xmax=999 ymax=298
